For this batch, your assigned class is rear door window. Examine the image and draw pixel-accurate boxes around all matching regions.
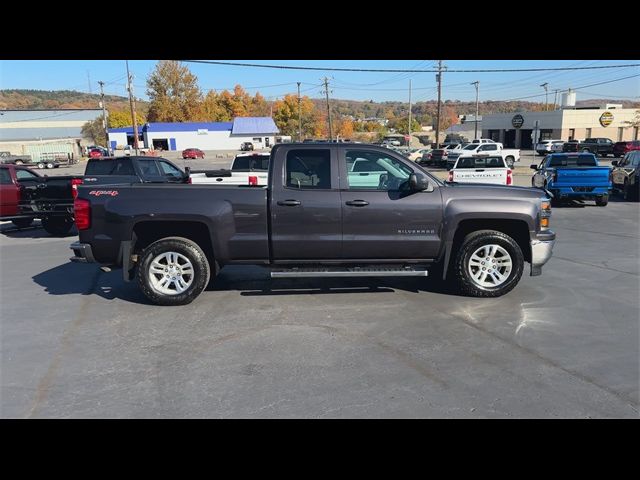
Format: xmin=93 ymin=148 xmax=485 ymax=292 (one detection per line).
xmin=285 ymin=149 xmax=332 ymax=189
xmin=137 ymin=159 xmax=161 ymax=177
xmin=0 ymin=168 xmax=11 ymax=185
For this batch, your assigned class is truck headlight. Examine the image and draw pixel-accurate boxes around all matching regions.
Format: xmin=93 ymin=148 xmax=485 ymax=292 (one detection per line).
xmin=540 ymin=200 xmax=551 ymax=230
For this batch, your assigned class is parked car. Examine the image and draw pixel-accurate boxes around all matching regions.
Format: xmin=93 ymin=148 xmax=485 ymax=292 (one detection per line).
xmin=531 ymin=153 xmax=611 ymax=206
xmin=70 ymin=142 xmax=556 ymax=305
xmin=240 ymin=142 xmax=254 ymax=151
xmin=182 ymin=148 xmax=205 ymax=159
xmin=470 ymin=139 xmax=497 ymax=144
xmin=448 ymin=155 xmax=513 ymax=185
xmin=613 ymin=140 xmax=640 ymax=158
xmin=0 ymin=151 xmax=33 ymax=166
xmin=579 ymin=138 xmax=615 ymax=157
xmin=189 ymin=153 xmax=270 ymax=186
xmin=611 ymin=151 xmax=640 ymax=201
xmin=408 ymin=148 xmax=432 ymax=162
xmin=562 ymin=140 xmax=580 ymax=153
xmin=83 ymin=156 xmax=189 ymax=185
xmin=88 ymin=148 xmax=106 ymax=159
xmin=536 ymin=140 xmax=564 ymax=156
xmin=0 ymin=164 xmax=81 ymax=234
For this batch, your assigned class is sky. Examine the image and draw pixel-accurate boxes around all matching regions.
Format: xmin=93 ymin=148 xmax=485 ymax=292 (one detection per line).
xmin=1 ymin=60 xmax=638 ymax=104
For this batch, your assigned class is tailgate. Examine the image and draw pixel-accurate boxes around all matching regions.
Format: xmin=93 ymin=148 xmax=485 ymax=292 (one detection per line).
xmin=554 ymin=167 xmax=610 ymax=187
xmin=453 ymin=168 xmax=507 ymax=184
xmin=18 ymin=177 xmax=74 ymax=202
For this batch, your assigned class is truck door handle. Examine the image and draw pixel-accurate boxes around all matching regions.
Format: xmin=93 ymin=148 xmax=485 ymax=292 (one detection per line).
xmin=345 ymin=200 xmax=369 ymax=207
xmin=277 ymin=199 xmax=301 ymax=207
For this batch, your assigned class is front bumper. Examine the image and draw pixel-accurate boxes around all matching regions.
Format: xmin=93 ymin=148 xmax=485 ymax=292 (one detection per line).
xmin=69 ymin=241 xmax=96 ymax=263
xmin=530 ymin=231 xmax=555 ymax=276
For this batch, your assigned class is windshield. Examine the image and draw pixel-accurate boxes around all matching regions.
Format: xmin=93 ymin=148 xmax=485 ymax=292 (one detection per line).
xmin=456 ymin=157 xmax=505 ymax=169
xmin=462 ymin=144 xmax=477 ymax=150
xmin=548 ymin=155 xmax=597 ymax=167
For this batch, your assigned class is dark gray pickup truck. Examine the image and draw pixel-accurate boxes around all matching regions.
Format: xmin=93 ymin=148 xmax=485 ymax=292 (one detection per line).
xmin=70 ymin=143 xmax=556 ymax=305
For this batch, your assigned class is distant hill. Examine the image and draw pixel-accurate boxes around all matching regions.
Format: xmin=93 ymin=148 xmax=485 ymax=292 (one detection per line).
xmin=0 ymin=89 xmax=147 ymax=112
xmin=1 ymin=89 xmax=636 ymax=122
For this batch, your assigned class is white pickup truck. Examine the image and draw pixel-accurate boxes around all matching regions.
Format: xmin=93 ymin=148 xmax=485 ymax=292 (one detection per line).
xmin=446 ymin=142 xmax=520 ymax=169
xmin=189 ymin=153 xmax=270 ymax=185
xmin=447 ymin=155 xmax=513 ymax=185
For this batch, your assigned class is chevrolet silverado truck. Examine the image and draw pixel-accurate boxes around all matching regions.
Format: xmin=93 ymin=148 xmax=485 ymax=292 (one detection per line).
xmin=531 ymin=152 xmax=611 ymax=206
xmin=82 ymin=156 xmax=189 ymax=186
xmin=189 ymin=153 xmax=270 ymax=186
xmin=448 ymin=155 xmax=513 ymax=185
xmin=69 ymin=143 xmax=556 ymax=306
xmin=578 ymin=138 xmax=614 ymax=157
xmin=1 ymin=164 xmax=82 ymax=234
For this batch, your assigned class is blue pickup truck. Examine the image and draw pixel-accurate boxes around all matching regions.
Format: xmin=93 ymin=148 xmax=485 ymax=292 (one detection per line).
xmin=530 ymin=153 xmax=611 ymax=206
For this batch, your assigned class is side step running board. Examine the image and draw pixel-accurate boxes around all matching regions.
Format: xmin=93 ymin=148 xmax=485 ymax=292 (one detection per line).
xmin=270 ymin=267 xmax=428 ymax=278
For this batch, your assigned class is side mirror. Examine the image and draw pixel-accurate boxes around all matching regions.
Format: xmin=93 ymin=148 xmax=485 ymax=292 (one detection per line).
xmin=611 ymin=160 xmax=618 ymax=167
xmin=530 ymin=164 xmax=538 ymax=170
xmin=408 ymin=173 xmax=429 ymax=191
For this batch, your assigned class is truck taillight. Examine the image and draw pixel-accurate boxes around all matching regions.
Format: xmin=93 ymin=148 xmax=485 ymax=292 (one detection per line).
xmin=74 ymin=198 xmax=91 ymax=230
xmin=506 ymin=169 xmax=512 ymax=185
xmin=448 ymin=171 xmax=453 ymax=182
xmin=248 ymin=175 xmax=258 ymax=186
xmin=71 ymin=178 xmax=83 ymax=199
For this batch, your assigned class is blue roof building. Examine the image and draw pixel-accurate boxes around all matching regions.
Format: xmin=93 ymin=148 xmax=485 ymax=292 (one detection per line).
xmin=107 ymin=117 xmax=279 ymax=151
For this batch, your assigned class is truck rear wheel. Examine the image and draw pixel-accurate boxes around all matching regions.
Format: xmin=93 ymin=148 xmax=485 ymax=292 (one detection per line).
xmin=454 ymin=230 xmax=524 ymax=297
xmin=41 ymin=216 xmax=74 ymax=236
xmin=137 ymin=237 xmax=211 ymax=306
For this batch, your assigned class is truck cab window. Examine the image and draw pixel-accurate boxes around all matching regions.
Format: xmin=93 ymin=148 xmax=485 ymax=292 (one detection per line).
xmin=158 ymin=160 xmax=183 ymax=178
xmin=285 ymin=149 xmax=331 ymax=189
xmin=138 ymin=159 xmax=161 ymax=177
xmin=346 ymin=150 xmax=411 ymax=191
xmin=15 ymin=169 xmax=39 ymax=180
xmin=0 ymin=169 xmax=11 ymax=184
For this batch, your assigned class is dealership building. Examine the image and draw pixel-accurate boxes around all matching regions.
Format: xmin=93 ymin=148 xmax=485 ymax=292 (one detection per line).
xmin=107 ymin=117 xmax=279 ymax=151
xmin=481 ymin=104 xmax=639 ymax=149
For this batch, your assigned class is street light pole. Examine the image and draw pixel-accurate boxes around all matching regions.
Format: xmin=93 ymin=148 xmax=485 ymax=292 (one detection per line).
xmin=471 ymin=81 xmax=479 ymax=140
xmin=540 ymin=82 xmax=549 ymax=111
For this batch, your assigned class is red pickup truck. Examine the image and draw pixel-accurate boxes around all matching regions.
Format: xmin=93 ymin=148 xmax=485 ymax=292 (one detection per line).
xmin=1 ymin=164 xmax=82 ymax=234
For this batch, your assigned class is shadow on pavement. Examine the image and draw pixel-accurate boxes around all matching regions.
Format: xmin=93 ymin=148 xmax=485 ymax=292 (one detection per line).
xmin=0 ymin=221 xmax=78 ymax=239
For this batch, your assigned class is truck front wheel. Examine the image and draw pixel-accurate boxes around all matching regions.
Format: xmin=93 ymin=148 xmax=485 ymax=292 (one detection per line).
xmin=137 ymin=237 xmax=211 ymax=306
xmin=595 ymin=194 xmax=609 ymax=206
xmin=454 ymin=230 xmax=524 ymax=297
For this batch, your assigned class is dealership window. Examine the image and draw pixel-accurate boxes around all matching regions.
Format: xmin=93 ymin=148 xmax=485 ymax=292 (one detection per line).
xmin=286 ymin=149 xmax=331 ymax=189
xmin=540 ymin=130 xmax=553 ymax=140
xmin=253 ymin=137 xmax=263 ymax=143
xmin=618 ymin=127 xmax=624 ymax=141
xmin=585 ymin=128 xmax=592 ymax=138
xmin=568 ymin=129 xmax=575 ymax=141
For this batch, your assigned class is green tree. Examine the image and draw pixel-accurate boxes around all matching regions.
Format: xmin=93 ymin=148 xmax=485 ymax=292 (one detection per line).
xmin=107 ymin=110 xmax=146 ymax=128
xmin=388 ymin=117 xmax=421 ymax=134
xmin=81 ymin=116 xmax=106 ymax=145
xmin=146 ymin=61 xmax=203 ymax=122
xmin=272 ymin=94 xmax=319 ymax=139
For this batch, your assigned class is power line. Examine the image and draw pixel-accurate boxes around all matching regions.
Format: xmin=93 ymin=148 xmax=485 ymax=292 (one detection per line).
xmin=182 ymin=60 xmax=640 ymax=73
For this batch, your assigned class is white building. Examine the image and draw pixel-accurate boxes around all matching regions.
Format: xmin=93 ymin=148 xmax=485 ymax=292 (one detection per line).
xmin=107 ymin=117 xmax=279 ymax=151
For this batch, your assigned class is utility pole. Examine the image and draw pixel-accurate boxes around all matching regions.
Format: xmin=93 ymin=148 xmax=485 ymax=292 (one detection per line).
xmin=322 ymin=77 xmax=333 ymax=141
xmin=98 ymin=81 xmax=108 ymax=148
xmin=471 ymin=81 xmax=480 ymax=140
xmin=408 ymin=79 xmax=412 ymax=147
xmin=540 ymin=82 xmax=549 ymax=111
xmin=435 ymin=60 xmax=443 ymax=148
xmin=126 ymin=60 xmax=140 ymax=155
xmin=297 ymin=81 xmax=302 ymax=142
xmin=553 ymin=89 xmax=559 ymax=110
xmin=87 ymin=71 xmax=92 ymax=93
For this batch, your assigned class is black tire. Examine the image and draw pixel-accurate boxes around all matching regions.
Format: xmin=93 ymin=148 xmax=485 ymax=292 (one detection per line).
xmin=41 ymin=216 xmax=74 ymax=236
xmin=624 ymin=182 xmax=639 ymax=201
xmin=453 ymin=230 xmax=524 ymax=298
xmin=137 ymin=236 xmax=211 ymax=306
xmin=12 ymin=218 xmax=33 ymax=228
xmin=595 ymin=194 xmax=608 ymax=206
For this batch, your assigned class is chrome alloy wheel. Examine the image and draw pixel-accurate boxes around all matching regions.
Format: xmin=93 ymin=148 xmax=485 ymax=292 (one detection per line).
xmin=467 ymin=244 xmax=512 ymax=288
xmin=148 ymin=251 xmax=194 ymax=295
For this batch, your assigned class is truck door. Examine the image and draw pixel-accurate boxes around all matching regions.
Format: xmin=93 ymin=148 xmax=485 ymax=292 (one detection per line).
xmin=270 ymin=146 xmax=342 ymax=259
xmin=339 ymin=147 xmax=443 ymax=259
xmin=0 ymin=167 xmax=20 ymax=216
